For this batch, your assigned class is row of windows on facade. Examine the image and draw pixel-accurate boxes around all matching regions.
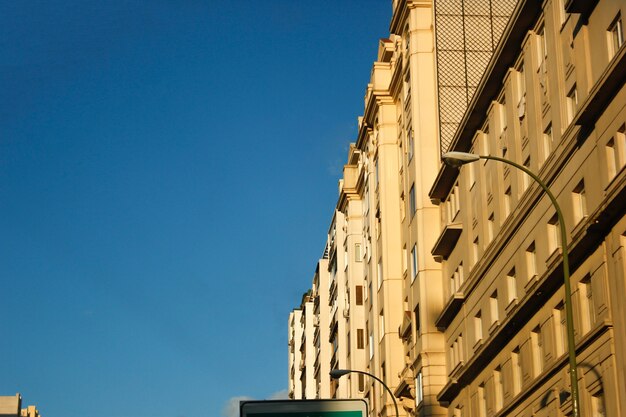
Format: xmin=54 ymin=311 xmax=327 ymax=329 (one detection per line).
xmin=449 ymin=259 xmax=597 ymax=357
xmin=446 ymin=121 xmax=626 ymax=302
xmin=449 ymin=269 xmax=598 ymax=376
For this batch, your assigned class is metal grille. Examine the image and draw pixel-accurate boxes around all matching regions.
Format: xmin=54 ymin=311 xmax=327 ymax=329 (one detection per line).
xmin=435 ymin=0 xmax=518 ymax=154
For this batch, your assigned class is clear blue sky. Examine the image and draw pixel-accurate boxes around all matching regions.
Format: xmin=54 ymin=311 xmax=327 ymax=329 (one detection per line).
xmin=0 ymin=2 xmax=391 ymax=417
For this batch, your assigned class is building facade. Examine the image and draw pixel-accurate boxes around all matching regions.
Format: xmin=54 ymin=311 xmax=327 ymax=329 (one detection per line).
xmin=429 ymin=0 xmax=626 ymax=415
xmin=0 ymin=395 xmax=42 ymax=417
xmin=289 ymin=0 xmax=626 ymax=416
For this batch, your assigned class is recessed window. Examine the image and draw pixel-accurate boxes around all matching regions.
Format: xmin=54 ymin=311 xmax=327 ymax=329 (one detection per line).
xmin=591 ymin=390 xmax=606 ymax=417
xmin=487 ymin=212 xmax=495 ymax=243
xmin=572 ymin=179 xmax=587 ymax=223
xmin=407 ymin=130 xmax=414 ymax=161
xmin=450 ymin=263 xmax=464 ymax=296
xmin=566 ymin=85 xmax=578 ymax=123
xmin=355 ymin=286 xmax=363 ymax=305
xmin=512 ymin=346 xmax=522 ymax=394
xmin=504 ymin=186 xmax=512 ymax=217
xmin=607 ymin=137 xmax=618 ymax=179
xmin=542 ymin=123 xmax=552 ymax=165
xmin=554 ymin=301 xmax=567 ymax=356
xmin=526 ymin=241 xmax=537 ymax=280
xmin=579 ymin=273 xmax=595 ymax=332
xmin=411 ymin=244 xmax=418 ymax=281
xmin=478 ymin=383 xmax=487 ymax=417
xmin=474 ymin=311 xmax=483 ymax=345
xmin=608 ymin=124 xmax=626 ymax=181
xmin=414 ymin=303 xmax=421 ymax=335
xmin=415 ymin=371 xmax=423 ymax=406
xmin=490 ymin=291 xmax=499 ymax=326
xmin=531 ymin=325 xmax=543 ymax=376
xmin=507 ymin=267 xmax=517 ymax=305
xmin=409 ymin=184 xmax=417 ymax=218
xmin=472 ymin=237 xmax=480 ymax=267
xmin=355 ymin=243 xmax=362 ymax=262
xmin=494 ymin=366 xmax=503 ymax=411
xmin=547 ymin=212 xmax=560 ymax=254
xmin=608 ymin=13 xmax=624 ymax=59
xmin=522 ymin=156 xmax=531 ymax=190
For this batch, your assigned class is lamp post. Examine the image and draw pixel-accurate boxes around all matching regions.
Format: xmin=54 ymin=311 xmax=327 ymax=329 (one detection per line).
xmin=330 ymin=369 xmax=399 ymax=417
xmin=442 ymin=151 xmax=580 ymax=417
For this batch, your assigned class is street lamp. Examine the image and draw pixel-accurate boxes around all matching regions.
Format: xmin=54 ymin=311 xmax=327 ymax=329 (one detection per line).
xmin=330 ymin=369 xmax=399 ymax=417
xmin=442 ymin=151 xmax=580 ymax=417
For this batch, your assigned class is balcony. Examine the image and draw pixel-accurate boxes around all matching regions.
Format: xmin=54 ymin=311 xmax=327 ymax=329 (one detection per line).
xmin=435 ymin=292 xmax=464 ymax=331
xmin=431 ymin=223 xmax=462 ymax=262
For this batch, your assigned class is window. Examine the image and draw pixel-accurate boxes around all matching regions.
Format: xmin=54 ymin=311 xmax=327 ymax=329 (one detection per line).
xmin=414 ymin=303 xmax=421 ymax=335
xmin=478 ymin=383 xmax=487 ymax=417
xmin=472 ymin=237 xmax=480 ymax=266
xmin=404 ymin=24 xmax=410 ymax=55
xmin=504 ymin=186 xmax=512 ymax=218
xmin=531 ymin=325 xmax=543 ymax=375
xmin=407 ymin=130 xmax=414 ymax=161
xmin=355 ymin=286 xmax=363 ymax=305
xmin=547 ymin=212 xmax=560 ymax=254
xmin=474 ymin=311 xmax=483 ymax=345
xmin=579 ymin=274 xmax=595 ymax=332
xmin=415 ymin=371 xmax=423 ymax=406
xmin=522 ymin=156 xmax=531 ymax=190
xmin=357 ymin=329 xmax=364 ymax=349
xmin=358 ymin=373 xmax=365 ymax=392
xmin=512 ymin=347 xmax=522 ymax=394
xmin=608 ymin=13 xmax=624 ymax=59
xmin=403 ymin=69 xmax=411 ymax=100
xmin=494 ymin=366 xmax=503 ymax=411
xmin=490 ymin=291 xmax=499 ymax=328
xmin=377 ymin=260 xmax=383 ymax=289
xmin=591 ymin=391 xmax=606 ymax=417
xmin=572 ymin=179 xmax=587 ymax=223
xmin=355 ymin=243 xmax=362 ymax=262
xmin=607 ymin=137 xmax=618 ymax=179
xmin=450 ymin=263 xmax=464 ymax=296
xmin=363 ymin=181 xmax=370 ymax=215
xmin=507 ymin=267 xmax=518 ymax=305
xmin=542 ymin=124 xmax=552 ymax=165
xmin=379 ymin=310 xmax=385 ymax=341
xmin=369 ymin=332 xmax=374 ymax=359
xmin=566 ymin=85 xmax=578 ymax=124
xmin=447 ymin=183 xmax=460 ymax=222
xmin=375 ymin=158 xmax=380 ymax=187
xmin=467 ymin=161 xmax=476 ymax=190
xmin=554 ymin=302 xmax=567 ymax=356
xmin=402 ymin=246 xmax=407 ymax=273
xmin=409 ymin=184 xmax=416 ymax=217
xmin=411 ymin=244 xmax=418 ymax=281
xmin=526 ymin=241 xmax=537 ymax=280
xmin=487 ymin=212 xmax=495 ymax=243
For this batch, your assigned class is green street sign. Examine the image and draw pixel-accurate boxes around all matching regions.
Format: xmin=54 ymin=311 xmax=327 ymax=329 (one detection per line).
xmin=240 ymin=399 xmax=368 ymax=417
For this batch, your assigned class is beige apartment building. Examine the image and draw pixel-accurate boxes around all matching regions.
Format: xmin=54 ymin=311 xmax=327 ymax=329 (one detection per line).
xmin=429 ymin=0 xmax=626 ymax=415
xmin=0 ymin=395 xmax=41 ymax=417
xmin=289 ymin=0 xmax=626 ymax=416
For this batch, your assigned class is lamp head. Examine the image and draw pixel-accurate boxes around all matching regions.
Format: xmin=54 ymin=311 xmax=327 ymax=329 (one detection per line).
xmin=329 ymin=369 xmax=352 ymax=379
xmin=442 ymin=151 xmax=481 ymax=167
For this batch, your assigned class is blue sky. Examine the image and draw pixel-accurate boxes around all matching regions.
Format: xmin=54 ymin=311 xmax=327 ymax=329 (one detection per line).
xmin=0 ymin=2 xmax=391 ymax=417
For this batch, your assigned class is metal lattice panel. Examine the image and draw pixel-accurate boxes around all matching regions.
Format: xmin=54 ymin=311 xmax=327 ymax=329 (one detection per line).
xmin=435 ymin=0 xmax=519 ymax=154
